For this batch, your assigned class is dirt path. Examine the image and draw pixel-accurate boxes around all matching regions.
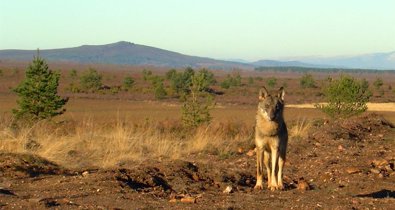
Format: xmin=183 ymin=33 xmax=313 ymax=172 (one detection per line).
xmin=287 ymin=102 xmax=395 ymax=112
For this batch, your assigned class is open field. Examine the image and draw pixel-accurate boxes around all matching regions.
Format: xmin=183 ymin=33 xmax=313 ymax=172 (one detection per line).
xmin=1 ymin=63 xmax=395 ymax=209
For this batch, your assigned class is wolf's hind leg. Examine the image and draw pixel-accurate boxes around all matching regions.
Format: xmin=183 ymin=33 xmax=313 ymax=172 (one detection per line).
xmin=277 ymin=155 xmax=285 ymax=190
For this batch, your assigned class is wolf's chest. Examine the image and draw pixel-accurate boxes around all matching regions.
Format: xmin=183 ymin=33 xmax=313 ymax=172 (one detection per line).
xmin=256 ymin=120 xmax=279 ymax=137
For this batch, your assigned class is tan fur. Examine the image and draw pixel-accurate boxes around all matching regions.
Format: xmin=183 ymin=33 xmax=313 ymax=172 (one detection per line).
xmin=254 ymin=86 xmax=288 ymax=191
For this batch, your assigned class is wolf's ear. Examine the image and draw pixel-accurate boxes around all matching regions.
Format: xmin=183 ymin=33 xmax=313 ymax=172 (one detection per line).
xmin=259 ymin=86 xmax=269 ymax=100
xmin=278 ymin=87 xmax=285 ymax=100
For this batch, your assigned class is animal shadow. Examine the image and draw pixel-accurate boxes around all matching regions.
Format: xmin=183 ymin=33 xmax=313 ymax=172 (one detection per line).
xmin=356 ymin=189 xmax=395 ymax=199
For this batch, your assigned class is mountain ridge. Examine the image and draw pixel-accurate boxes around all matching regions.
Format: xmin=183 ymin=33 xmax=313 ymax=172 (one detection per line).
xmin=0 ymin=41 xmax=394 ymax=70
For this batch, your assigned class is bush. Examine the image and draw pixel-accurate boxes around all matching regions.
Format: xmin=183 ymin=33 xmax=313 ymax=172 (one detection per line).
xmin=142 ymin=69 xmax=152 ymax=81
xmin=166 ymin=67 xmax=194 ymax=96
xmin=315 ymin=75 xmax=371 ymax=118
xmin=300 ymin=73 xmax=316 ymax=88
xmin=80 ymin=68 xmax=103 ymax=92
xmin=151 ymin=76 xmax=167 ymax=99
xmin=69 ymin=69 xmax=77 ymax=80
xmin=373 ymin=78 xmax=383 ymax=90
xmin=266 ymin=77 xmax=277 ymax=88
xmin=13 ymin=54 xmax=68 ymax=121
xmin=123 ymin=76 xmax=135 ymax=90
xmin=220 ymin=73 xmax=242 ymax=89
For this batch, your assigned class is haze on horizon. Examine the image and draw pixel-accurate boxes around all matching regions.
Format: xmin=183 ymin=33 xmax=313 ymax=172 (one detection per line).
xmin=1 ymin=0 xmax=394 ymax=61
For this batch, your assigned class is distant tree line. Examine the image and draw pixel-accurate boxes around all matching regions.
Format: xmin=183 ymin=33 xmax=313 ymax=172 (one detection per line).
xmin=254 ymin=66 xmax=394 ymax=74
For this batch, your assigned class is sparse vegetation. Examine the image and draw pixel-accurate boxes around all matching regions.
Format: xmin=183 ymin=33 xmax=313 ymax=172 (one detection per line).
xmin=315 ymin=75 xmax=372 ymax=118
xmin=13 ymin=54 xmax=68 ymax=122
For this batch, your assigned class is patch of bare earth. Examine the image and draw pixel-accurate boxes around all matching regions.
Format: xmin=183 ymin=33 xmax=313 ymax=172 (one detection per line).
xmin=1 ymin=113 xmax=395 ymax=209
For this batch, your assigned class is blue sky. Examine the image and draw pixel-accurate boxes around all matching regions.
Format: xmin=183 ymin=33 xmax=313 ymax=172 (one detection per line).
xmin=1 ymin=0 xmax=394 ymax=61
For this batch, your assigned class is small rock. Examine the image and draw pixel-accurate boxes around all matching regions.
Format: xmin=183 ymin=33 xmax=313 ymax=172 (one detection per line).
xmin=372 ymin=159 xmax=388 ymax=167
xmin=338 ymin=145 xmax=344 ymax=151
xmin=297 ymin=178 xmax=310 ymax=191
xmin=346 ymin=167 xmax=361 ymax=174
xmin=385 ymin=165 xmax=393 ymax=172
xmin=192 ymin=173 xmax=200 ymax=181
xmin=223 ymin=186 xmax=233 ymax=194
xmin=180 ymin=197 xmax=196 ymax=203
xmin=246 ymin=150 xmax=255 ymax=157
xmin=370 ymin=168 xmax=381 ymax=174
xmin=169 ymin=198 xmax=177 ymax=203
xmin=82 ymin=171 xmax=89 ymax=177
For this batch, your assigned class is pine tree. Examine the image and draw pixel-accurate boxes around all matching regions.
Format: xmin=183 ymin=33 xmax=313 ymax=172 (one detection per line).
xmin=13 ymin=52 xmax=68 ymax=121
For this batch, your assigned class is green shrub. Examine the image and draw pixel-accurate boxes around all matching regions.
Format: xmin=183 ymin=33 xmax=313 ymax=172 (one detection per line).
xmin=13 ymin=53 xmax=68 ymax=121
xmin=151 ymin=76 xmax=167 ymax=99
xmin=142 ymin=69 xmax=152 ymax=81
xmin=69 ymin=69 xmax=77 ymax=80
xmin=315 ymin=75 xmax=371 ymax=118
xmin=266 ymin=77 xmax=277 ymax=88
xmin=373 ymin=78 xmax=383 ymax=90
xmin=123 ymin=76 xmax=135 ymax=90
xmin=80 ymin=68 xmax=102 ymax=92
xmin=220 ymin=73 xmax=242 ymax=89
xmin=300 ymin=73 xmax=316 ymax=88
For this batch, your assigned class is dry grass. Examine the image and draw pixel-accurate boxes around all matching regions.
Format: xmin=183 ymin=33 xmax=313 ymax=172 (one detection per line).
xmin=0 ymin=115 xmax=253 ymax=168
xmin=289 ymin=118 xmax=313 ymax=140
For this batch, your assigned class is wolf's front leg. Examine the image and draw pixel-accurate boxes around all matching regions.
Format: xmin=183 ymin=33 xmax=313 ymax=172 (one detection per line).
xmin=254 ymin=147 xmax=264 ymax=190
xmin=269 ymin=148 xmax=279 ymax=191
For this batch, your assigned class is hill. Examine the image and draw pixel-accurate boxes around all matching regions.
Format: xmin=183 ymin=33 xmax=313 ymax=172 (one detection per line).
xmin=0 ymin=41 xmax=252 ymax=70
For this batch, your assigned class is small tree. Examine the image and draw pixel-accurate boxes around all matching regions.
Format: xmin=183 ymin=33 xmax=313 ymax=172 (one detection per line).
xmin=315 ymin=75 xmax=371 ymax=118
xmin=142 ymin=69 xmax=152 ymax=81
xmin=0 ymin=69 xmax=3 ymax=77
xmin=80 ymin=68 xmax=102 ymax=92
xmin=300 ymin=73 xmax=316 ymax=88
xmin=13 ymin=53 xmax=68 ymax=121
xmin=248 ymin=77 xmax=254 ymax=85
xmin=151 ymin=76 xmax=167 ymax=99
xmin=69 ymin=69 xmax=77 ymax=80
xmin=181 ymin=71 xmax=214 ymax=128
xmin=167 ymin=67 xmax=195 ymax=96
xmin=373 ymin=78 xmax=383 ymax=90
xmin=123 ymin=76 xmax=135 ymax=90
xmin=220 ymin=73 xmax=242 ymax=89
xmin=266 ymin=77 xmax=277 ymax=88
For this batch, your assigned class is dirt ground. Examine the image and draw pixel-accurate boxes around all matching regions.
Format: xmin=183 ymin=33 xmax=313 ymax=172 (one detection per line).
xmin=0 ymin=113 xmax=394 ymax=209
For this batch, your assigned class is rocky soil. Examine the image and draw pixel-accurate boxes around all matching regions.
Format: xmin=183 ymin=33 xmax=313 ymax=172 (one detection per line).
xmin=1 ymin=113 xmax=394 ymax=209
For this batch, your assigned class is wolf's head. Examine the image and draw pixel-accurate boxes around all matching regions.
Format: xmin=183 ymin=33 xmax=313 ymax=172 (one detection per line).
xmin=257 ymin=86 xmax=285 ymax=121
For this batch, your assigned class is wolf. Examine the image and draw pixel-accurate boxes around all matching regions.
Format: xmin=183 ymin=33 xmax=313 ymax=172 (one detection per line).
xmin=254 ymin=86 xmax=288 ymax=191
